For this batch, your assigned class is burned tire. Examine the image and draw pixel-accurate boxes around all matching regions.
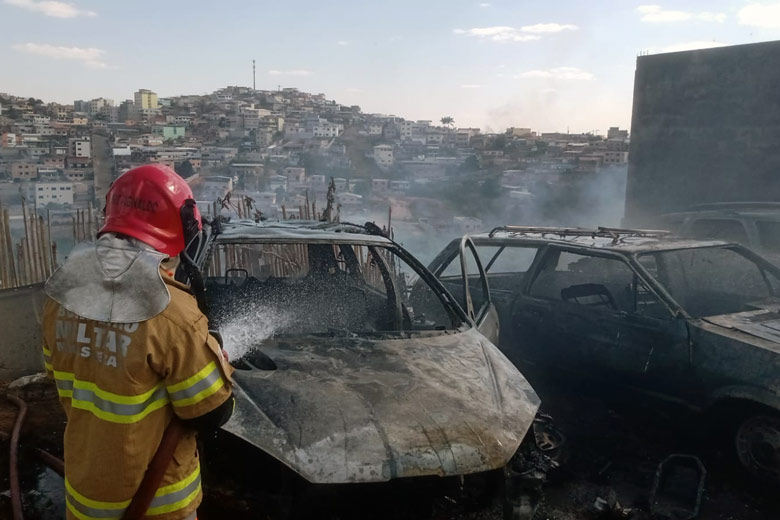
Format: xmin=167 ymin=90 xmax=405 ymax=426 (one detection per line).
xmin=734 ymin=412 xmax=780 ymax=482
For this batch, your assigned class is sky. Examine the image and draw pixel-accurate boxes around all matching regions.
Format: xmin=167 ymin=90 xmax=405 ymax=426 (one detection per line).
xmin=2 ymin=1 xmax=780 ymax=134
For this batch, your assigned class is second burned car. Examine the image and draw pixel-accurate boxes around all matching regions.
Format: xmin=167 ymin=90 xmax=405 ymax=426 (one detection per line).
xmin=431 ymin=226 xmax=780 ymax=482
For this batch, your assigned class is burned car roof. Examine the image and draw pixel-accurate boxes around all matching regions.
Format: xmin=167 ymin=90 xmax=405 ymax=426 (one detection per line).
xmin=467 ymin=226 xmax=730 ymax=254
xmin=212 ymin=218 xmax=394 ymax=246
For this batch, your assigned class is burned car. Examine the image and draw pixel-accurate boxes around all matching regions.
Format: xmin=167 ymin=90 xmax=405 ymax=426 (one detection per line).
xmin=431 ymin=226 xmax=780 ymax=481
xmin=191 ymin=218 xmax=548 ymax=516
xmin=652 ymin=202 xmax=780 ymax=262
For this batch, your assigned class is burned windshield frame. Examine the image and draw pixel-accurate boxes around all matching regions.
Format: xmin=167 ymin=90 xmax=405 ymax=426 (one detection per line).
xmin=203 ymin=239 xmax=465 ymax=336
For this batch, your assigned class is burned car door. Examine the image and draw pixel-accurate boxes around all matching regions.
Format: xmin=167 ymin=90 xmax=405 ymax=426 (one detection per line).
xmin=431 ymin=237 xmax=499 ymax=344
xmin=475 ymin=243 xmax=543 ymax=348
xmin=519 ymin=247 xmax=629 ymax=376
xmin=606 ymin=267 xmax=691 ymax=396
xmin=518 ymin=247 xmax=691 ymax=390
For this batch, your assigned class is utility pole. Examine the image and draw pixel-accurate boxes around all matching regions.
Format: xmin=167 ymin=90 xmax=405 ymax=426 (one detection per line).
xmin=252 ymin=59 xmax=256 ymax=90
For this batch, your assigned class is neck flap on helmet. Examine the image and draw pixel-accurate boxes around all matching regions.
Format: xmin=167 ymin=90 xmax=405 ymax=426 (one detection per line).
xmin=45 ymin=234 xmax=170 ymax=323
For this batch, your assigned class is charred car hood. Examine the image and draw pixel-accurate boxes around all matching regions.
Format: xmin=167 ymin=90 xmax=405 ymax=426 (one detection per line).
xmin=703 ymin=304 xmax=780 ymax=351
xmin=222 ymin=328 xmax=540 ymax=484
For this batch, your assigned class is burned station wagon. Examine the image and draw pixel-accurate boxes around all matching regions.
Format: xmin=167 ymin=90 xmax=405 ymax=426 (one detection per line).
xmin=431 ymin=226 xmax=780 ymax=481
xmin=191 ymin=218 xmax=548 ymax=516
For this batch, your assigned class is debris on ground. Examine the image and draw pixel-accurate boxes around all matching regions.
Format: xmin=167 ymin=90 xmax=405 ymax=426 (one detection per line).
xmin=649 ymin=454 xmax=706 ymax=520
xmin=592 ymin=488 xmax=634 ymax=519
xmin=1 ymin=370 xmax=779 ymax=519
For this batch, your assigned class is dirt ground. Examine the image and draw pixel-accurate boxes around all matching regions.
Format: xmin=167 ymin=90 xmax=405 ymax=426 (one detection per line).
xmin=519 ymin=373 xmax=779 ymax=520
xmin=0 ymin=373 xmax=778 ymax=519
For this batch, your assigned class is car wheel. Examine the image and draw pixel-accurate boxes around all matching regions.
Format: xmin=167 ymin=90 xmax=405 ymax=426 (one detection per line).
xmin=734 ymin=412 xmax=780 ymax=481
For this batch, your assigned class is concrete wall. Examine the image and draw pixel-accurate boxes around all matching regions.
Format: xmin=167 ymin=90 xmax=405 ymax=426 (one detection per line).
xmin=92 ymin=129 xmax=116 ymax=209
xmin=625 ymin=40 xmax=780 ymax=225
xmin=0 ymin=283 xmax=45 ymax=380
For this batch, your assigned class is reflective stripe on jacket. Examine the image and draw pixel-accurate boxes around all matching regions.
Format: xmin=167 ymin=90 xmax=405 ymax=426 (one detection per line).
xmin=43 ymin=272 xmax=233 ymax=520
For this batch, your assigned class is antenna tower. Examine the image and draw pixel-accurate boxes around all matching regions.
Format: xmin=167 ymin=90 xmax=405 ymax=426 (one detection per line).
xmin=252 ymin=59 xmax=256 ymax=90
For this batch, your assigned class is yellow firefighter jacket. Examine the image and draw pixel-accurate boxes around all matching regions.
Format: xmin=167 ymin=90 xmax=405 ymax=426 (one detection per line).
xmin=42 ymin=271 xmax=234 ymax=520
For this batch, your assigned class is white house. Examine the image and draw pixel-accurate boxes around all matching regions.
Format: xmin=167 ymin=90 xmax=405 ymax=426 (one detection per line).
xmin=372 ymin=145 xmax=394 ymax=169
xmin=32 ymin=181 xmax=74 ymax=205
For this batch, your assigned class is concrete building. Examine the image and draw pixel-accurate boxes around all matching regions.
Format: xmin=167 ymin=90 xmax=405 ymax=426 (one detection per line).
xmin=67 ymin=157 xmax=91 ymax=168
xmin=64 ymin=170 xmax=88 ymax=181
xmin=134 ymin=89 xmax=158 ymax=110
xmin=313 ymin=120 xmax=343 ymax=138
xmin=167 ymin=115 xmax=193 ymax=126
xmin=230 ymin=163 xmax=263 ymax=177
xmin=134 ymin=107 xmax=160 ymax=121
xmin=372 ymin=178 xmax=389 ymax=194
xmin=603 ymin=151 xmax=628 ymax=165
xmin=241 ymin=106 xmax=271 ymax=129
xmin=11 ymin=162 xmax=37 ymax=180
xmin=508 ymin=127 xmax=534 ymax=138
xmin=73 ymin=100 xmax=89 ymax=113
xmin=626 ymin=41 xmax=780 ymax=224
xmin=1 ymin=133 xmax=17 ymax=147
xmin=373 ymin=144 xmax=394 ymax=169
xmin=89 ymin=98 xmax=114 ymax=115
xmin=153 ymin=125 xmax=186 ymax=141
xmin=389 ymin=180 xmax=410 ymax=193
xmin=118 ymin=100 xmax=134 ymax=121
xmin=69 ymin=138 xmax=91 ymax=158
xmin=456 ymin=128 xmax=480 ymax=147
xmin=42 ymin=156 xmax=66 ymax=169
xmin=400 ymin=121 xmax=415 ymax=139
xmin=607 ymin=127 xmax=629 ymax=140
xmin=31 ymin=181 xmax=74 ymax=205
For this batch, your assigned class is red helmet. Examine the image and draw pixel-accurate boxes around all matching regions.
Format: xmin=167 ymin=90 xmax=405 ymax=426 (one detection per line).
xmin=99 ymin=164 xmax=201 ymax=256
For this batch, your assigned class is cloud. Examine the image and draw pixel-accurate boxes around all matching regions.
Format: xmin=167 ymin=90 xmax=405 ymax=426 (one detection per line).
xmin=12 ymin=42 xmax=111 ymax=68
xmin=268 ymin=69 xmax=313 ymax=76
xmin=453 ymin=27 xmax=539 ymax=42
xmin=454 ymin=23 xmax=577 ymax=42
xmin=4 ymin=0 xmax=96 ymax=18
xmin=336 ymin=40 xmax=350 ymax=46
xmin=520 ymin=23 xmax=579 ymax=33
xmin=637 ymin=5 xmax=726 ymax=23
xmin=461 ymin=84 xmax=483 ymax=88
xmin=478 ymin=3 xmax=491 ymax=7
xmin=516 ymin=67 xmax=594 ymax=80
xmin=652 ymin=40 xmax=728 ymax=53
xmin=738 ymin=3 xmax=780 ymax=28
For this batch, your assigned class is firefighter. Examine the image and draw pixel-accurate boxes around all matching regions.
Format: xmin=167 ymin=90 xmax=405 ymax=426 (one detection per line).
xmin=42 ymin=164 xmax=234 ymax=520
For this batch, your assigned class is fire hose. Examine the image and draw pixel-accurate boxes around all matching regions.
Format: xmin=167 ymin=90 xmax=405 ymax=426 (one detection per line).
xmin=8 ymin=394 xmax=26 ymax=520
xmin=2 ymin=392 xmax=184 ymax=520
xmin=122 ymin=419 xmax=186 ymax=520
xmin=2 ymin=394 xmax=65 ymax=520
